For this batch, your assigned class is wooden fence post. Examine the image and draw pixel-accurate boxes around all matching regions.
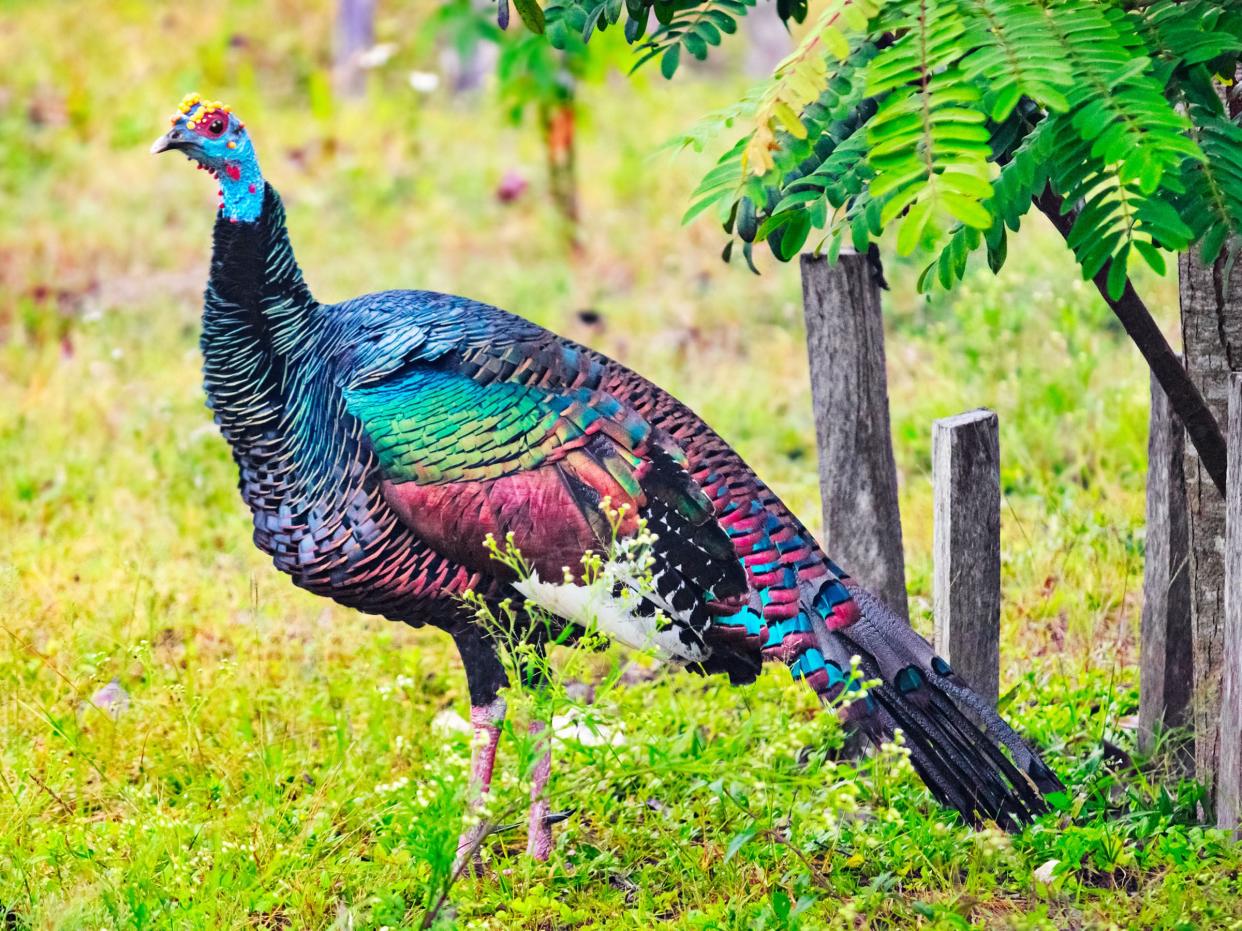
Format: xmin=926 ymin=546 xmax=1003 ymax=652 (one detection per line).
xmin=932 ymin=409 xmax=1001 ymax=707
xmin=1219 ymin=374 xmax=1242 ymax=831
xmin=1139 ymin=370 xmax=1194 ymax=760
xmin=800 ymin=253 xmax=908 ymax=620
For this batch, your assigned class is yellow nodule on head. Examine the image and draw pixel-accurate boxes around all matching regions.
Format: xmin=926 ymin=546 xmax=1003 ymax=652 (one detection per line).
xmin=175 ymin=92 xmax=232 ymax=119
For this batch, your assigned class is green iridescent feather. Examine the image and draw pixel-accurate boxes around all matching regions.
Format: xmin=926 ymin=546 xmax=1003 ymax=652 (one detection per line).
xmin=344 ymin=366 xmax=650 ymax=487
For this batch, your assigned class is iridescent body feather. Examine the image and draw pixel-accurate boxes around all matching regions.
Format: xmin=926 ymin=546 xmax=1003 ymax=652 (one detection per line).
xmin=153 ymin=97 xmax=1063 ymax=862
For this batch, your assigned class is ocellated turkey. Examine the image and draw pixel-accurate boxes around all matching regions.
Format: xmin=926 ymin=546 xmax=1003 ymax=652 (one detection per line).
xmin=151 ymin=93 xmax=1063 ymax=865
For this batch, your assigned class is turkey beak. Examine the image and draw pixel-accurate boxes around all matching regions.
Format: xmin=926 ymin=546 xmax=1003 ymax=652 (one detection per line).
xmin=150 ymin=129 xmax=187 ymax=155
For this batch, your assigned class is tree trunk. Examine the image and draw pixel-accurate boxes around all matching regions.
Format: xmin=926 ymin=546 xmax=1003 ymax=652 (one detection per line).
xmin=1034 ymin=190 xmax=1227 ymax=496
xmin=333 ymin=0 xmax=375 ymax=99
xmin=742 ymin=8 xmax=791 ymax=77
xmin=441 ymin=41 xmax=497 ymax=94
xmin=1180 ymin=249 xmax=1242 ymax=812
xmin=1033 ymin=184 xmax=1239 ymax=806
xmin=800 ymin=253 xmax=908 ymax=620
xmin=542 ymin=99 xmax=580 ymax=235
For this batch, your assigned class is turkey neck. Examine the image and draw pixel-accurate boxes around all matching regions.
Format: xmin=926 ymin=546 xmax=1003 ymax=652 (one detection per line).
xmin=201 ymin=183 xmax=319 ymax=446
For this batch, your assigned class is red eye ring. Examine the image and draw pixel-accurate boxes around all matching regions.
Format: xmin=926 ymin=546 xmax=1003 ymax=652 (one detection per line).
xmin=192 ymin=109 xmax=229 ymax=139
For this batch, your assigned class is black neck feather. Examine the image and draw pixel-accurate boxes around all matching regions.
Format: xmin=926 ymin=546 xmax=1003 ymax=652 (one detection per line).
xmin=206 ymin=184 xmax=317 ymax=350
xmin=201 ymin=183 xmax=318 ymax=442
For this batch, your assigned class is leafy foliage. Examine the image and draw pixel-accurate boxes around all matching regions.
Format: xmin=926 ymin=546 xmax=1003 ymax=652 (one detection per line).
xmin=1181 ymin=106 xmax=1242 ymax=264
xmin=742 ymin=0 xmax=879 ymax=177
xmin=916 ymin=103 xmax=1053 ymax=291
xmin=540 ymin=0 xmax=787 ymax=77
xmin=537 ymin=0 xmax=1242 ymax=297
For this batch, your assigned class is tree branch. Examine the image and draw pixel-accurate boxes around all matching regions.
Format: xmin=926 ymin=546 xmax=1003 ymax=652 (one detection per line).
xmin=1034 ymin=188 xmax=1227 ymax=497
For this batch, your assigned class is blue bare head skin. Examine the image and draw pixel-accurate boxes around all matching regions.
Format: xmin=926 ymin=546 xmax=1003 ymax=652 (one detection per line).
xmin=151 ymin=93 xmax=264 ymax=223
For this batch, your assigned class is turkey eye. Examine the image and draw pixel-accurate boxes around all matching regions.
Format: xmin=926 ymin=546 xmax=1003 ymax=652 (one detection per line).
xmin=209 ymin=118 xmax=225 ymax=134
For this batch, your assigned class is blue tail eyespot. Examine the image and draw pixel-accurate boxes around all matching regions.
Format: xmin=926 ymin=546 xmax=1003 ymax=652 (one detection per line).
xmin=895 ymin=665 xmax=923 ymax=694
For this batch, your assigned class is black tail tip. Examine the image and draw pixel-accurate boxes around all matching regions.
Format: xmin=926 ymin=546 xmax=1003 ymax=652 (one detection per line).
xmin=1026 ymin=757 xmax=1066 ymax=798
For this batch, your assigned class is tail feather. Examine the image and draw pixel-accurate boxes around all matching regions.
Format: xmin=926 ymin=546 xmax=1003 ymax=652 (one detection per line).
xmin=906 ymin=683 xmax=1049 ymax=822
xmin=863 ymin=651 xmax=1047 ymax=828
xmin=928 ymin=670 xmax=1064 ymax=795
xmin=799 ymin=584 xmax=1064 ymax=829
xmin=868 ymin=679 xmax=1010 ymax=820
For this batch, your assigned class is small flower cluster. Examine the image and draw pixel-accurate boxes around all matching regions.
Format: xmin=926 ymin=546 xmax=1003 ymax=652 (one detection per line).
xmin=374 ymin=775 xmax=410 ymax=795
xmin=375 ymin=673 xmax=416 ymax=698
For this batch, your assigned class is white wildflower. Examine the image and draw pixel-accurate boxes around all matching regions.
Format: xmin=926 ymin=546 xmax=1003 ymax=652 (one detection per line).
xmin=1034 ymin=858 xmax=1059 ymax=885
xmin=357 ymin=43 xmax=396 ymax=68
xmin=432 ymin=709 xmax=471 ymax=735
xmin=408 ymin=71 xmax=440 ymax=94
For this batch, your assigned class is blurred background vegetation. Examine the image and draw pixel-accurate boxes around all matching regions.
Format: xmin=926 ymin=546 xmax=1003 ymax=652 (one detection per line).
xmin=2 ymin=1 xmax=1235 ymax=929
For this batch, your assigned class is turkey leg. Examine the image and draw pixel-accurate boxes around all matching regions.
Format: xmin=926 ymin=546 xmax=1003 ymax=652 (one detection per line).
xmin=526 ymin=718 xmax=552 ymax=860
xmin=451 ymin=627 xmax=509 ymax=871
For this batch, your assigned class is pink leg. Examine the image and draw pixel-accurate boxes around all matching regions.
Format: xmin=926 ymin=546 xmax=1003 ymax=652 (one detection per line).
xmin=526 ymin=719 xmax=553 ymax=860
xmin=455 ymin=697 xmax=506 ymax=870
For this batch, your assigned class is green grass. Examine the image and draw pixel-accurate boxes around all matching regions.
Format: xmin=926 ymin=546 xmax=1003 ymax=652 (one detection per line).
xmin=1 ymin=1 xmax=1240 ymax=928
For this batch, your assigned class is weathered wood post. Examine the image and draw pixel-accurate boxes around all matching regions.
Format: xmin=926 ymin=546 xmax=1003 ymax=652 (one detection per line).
xmin=1219 ymin=374 xmax=1242 ymax=831
xmin=800 ymin=253 xmax=908 ymax=620
xmin=1139 ymin=371 xmax=1193 ymax=760
xmin=932 ymin=409 xmax=1001 ymax=707
xmin=1179 ymin=250 xmax=1242 ymax=808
